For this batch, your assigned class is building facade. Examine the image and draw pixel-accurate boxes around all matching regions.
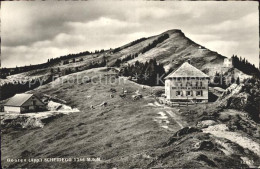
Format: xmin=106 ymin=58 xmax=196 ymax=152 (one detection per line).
xmin=165 ymin=62 xmax=209 ymax=103
xmin=4 ymin=94 xmax=46 ymax=113
xmin=223 ymin=58 xmax=233 ymax=67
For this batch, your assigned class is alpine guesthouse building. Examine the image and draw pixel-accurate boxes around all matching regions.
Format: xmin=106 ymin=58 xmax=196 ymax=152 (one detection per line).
xmin=165 ymin=61 xmax=210 ymax=103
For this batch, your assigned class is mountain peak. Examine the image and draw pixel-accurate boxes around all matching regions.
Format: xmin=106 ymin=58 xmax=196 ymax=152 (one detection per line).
xmin=111 ymin=28 xmax=225 ymax=75
xmin=163 ymin=29 xmax=184 ymax=35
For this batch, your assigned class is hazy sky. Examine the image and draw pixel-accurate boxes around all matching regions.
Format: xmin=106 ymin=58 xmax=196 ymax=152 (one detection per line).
xmin=1 ymin=1 xmax=259 ymax=68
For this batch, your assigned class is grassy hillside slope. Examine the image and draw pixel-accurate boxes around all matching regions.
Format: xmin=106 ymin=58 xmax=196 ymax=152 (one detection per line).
xmin=1 ymin=68 xmax=172 ymax=168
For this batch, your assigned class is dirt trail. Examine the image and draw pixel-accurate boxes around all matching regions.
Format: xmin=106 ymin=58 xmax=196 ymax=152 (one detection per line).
xmin=203 ymin=124 xmax=260 ymax=157
xmin=203 ymin=124 xmax=260 ymax=168
xmin=156 ymin=101 xmax=187 ymax=129
xmin=165 ymin=110 xmax=184 ymax=129
xmin=149 ymin=101 xmax=187 ymax=130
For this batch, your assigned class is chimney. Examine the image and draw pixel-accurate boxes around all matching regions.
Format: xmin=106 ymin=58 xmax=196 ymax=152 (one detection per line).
xmin=187 ymin=59 xmax=191 ymax=64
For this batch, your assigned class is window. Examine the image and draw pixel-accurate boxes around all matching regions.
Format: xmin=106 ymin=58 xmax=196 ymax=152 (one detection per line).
xmin=186 ymin=91 xmax=191 ymax=96
xmin=197 ymin=90 xmax=203 ymax=96
xmin=195 ymin=81 xmax=198 ymax=87
xmin=200 ymin=81 xmax=203 ymax=86
xmin=176 ymin=91 xmax=181 ymax=96
xmin=33 ymin=100 xmax=36 ymax=105
xmin=186 ymin=82 xmax=192 ymax=87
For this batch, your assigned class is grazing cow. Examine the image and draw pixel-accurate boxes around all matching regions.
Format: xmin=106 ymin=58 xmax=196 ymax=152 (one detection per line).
xmin=100 ymin=102 xmax=107 ymax=107
xmin=132 ymin=94 xmax=142 ymax=100
xmin=110 ymin=88 xmax=116 ymax=93
xmin=119 ymin=94 xmax=126 ymax=98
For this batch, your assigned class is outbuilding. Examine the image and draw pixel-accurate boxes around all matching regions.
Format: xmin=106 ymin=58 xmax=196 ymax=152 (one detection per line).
xmin=4 ymin=94 xmax=46 ymax=113
xmin=223 ymin=58 xmax=233 ymax=68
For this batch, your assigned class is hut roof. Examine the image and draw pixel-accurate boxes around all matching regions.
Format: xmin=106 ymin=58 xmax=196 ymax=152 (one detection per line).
xmin=5 ymin=94 xmax=35 ymax=106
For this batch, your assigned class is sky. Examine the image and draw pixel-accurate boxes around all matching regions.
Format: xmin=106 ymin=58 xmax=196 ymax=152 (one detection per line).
xmin=1 ymin=1 xmax=259 ymax=68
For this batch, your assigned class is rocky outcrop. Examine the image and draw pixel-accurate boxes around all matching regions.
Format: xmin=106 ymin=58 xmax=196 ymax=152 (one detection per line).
xmin=226 ymin=92 xmax=249 ymax=110
xmin=163 ymin=127 xmax=202 ymax=147
xmin=197 ymin=120 xmax=217 ymax=128
xmin=1 ymin=113 xmax=64 ymax=129
xmin=218 ymin=81 xmax=260 ymax=123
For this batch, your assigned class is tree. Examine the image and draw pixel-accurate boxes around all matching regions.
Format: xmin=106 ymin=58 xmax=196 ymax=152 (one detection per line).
xmin=231 ymin=75 xmax=235 ymax=84
xmin=236 ymin=77 xmax=240 ymax=85
xmin=65 ymin=68 xmax=72 ymax=75
xmin=213 ymin=72 xmax=220 ymax=84
xmin=221 ymin=73 xmax=227 ymax=88
xmin=114 ymin=59 xmax=121 ymax=67
xmin=231 ymin=54 xmax=260 ymax=78
xmin=119 ymin=59 xmax=165 ymax=86
xmin=63 ymin=60 xmax=69 ymax=65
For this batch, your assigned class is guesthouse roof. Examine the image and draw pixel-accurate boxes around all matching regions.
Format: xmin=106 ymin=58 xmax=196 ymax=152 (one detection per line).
xmin=165 ymin=62 xmax=209 ymax=79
